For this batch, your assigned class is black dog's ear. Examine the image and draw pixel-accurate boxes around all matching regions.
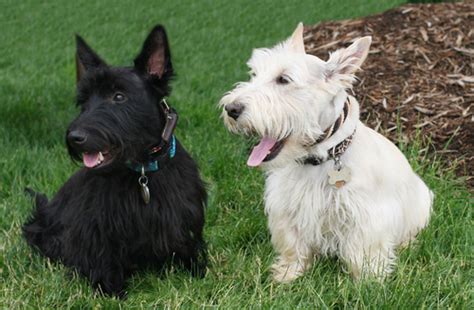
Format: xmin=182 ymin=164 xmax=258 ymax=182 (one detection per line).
xmin=75 ymin=35 xmax=107 ymax=82
xmin=134 ymin=25 xmax=173 ymax=80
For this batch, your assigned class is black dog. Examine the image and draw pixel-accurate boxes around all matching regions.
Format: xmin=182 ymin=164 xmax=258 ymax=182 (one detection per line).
xmin=23 ymin=25 xmax=207 ymax=297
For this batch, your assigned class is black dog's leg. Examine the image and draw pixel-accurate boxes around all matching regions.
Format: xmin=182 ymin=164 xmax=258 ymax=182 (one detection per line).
xmin=68 ymin=249 xmax=128 ymax=297
xmin=65 ymin=224 xmax=129 ymax=298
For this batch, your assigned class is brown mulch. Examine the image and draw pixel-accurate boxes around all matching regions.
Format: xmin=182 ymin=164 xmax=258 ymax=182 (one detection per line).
xmin=304 ymin=2 xmax=474 ymax=187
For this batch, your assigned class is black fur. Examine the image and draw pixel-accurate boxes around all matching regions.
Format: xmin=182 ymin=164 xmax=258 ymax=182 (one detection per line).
xmin=23 ymin=25 xmax=207 ymax=297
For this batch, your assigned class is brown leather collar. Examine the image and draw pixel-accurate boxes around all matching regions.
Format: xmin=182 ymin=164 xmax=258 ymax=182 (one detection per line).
xmin=312 ymin=98 xmax=351 ymax=145
xmin=299 ymin=98 xmax=355 ymax=166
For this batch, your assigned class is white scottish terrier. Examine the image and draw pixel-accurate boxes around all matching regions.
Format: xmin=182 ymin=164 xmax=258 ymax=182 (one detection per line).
xmin=219 ymin=23 xmax=433 ymax=282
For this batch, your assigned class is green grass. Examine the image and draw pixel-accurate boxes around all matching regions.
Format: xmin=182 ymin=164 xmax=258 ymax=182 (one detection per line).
xmin=1 ymin=0 xmax=472 ymax=308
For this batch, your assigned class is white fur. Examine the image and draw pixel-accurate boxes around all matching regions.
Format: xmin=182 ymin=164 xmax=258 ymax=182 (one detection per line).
xmin=219 ymin=23 xmax=433 ymax=281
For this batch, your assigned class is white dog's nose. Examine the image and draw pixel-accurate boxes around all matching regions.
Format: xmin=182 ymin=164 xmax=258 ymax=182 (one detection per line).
xmin=225 ymin=102 xmax=244 ymax=120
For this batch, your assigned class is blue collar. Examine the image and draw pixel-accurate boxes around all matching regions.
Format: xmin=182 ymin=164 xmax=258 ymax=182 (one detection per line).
xmin=126 ymin=135 xmax=176 ymax=172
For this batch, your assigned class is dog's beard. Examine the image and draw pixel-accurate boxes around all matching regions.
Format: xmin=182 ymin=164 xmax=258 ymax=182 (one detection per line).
xmin=67 ymin=112 xmax=166 ymax=170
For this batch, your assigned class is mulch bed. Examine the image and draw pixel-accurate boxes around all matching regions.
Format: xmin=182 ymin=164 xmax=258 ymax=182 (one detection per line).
xmin=304 ymin=2 xmax=473 ymax=187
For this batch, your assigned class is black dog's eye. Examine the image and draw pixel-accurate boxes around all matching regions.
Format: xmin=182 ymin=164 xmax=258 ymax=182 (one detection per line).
xmin=276 ymin=75 xmax=291 ymax=85
xmin=112 ymin=92 xmax=126 ymax=103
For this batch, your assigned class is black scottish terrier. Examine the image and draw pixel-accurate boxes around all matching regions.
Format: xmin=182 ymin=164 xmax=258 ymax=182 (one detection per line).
xmin=23 ymin=25 xmax=207 ymax=297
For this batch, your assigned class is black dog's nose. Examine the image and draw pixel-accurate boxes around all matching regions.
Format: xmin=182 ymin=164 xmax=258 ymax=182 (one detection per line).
xmin=225 ymin=103 xmax=244 ymax=120
xmin=67 ymin=130 xmax=87 ymax=145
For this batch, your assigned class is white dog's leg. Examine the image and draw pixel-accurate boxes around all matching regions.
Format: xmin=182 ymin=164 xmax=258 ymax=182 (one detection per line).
xmin=268 ymin=213 xmax=313 ymax=283
xmin=343 ymin=241 xmax=396 ymax=280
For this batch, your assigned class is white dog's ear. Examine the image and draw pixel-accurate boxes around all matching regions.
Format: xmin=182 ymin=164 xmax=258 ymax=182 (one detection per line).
xmin=325 ymin=36 xmax=371 ymax=80
xmin=286 ymin=22 xmax=305 ymax=53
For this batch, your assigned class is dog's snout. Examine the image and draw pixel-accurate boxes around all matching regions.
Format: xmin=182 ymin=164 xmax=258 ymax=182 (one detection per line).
xmin=225 ymin=103 xmax=245 ymax=120
xmin=67 ymin=130 xmax=87 ymax=145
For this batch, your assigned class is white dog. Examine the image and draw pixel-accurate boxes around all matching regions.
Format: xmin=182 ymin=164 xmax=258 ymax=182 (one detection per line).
xmin=219 ymin=23 xmax=433 ymax=282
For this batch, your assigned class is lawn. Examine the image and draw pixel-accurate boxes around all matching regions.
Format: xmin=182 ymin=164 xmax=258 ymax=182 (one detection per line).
xmin=0 ymin=0 xmax=472 ymax=308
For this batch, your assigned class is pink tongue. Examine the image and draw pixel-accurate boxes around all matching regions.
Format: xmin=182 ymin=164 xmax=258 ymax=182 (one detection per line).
xmin=247 ymin=137 xmax=277 ymax=167
xmin=83 ymin=153 xmax=100 ymax=168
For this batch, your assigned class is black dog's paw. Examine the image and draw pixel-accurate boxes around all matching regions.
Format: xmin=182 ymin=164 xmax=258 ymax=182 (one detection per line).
xmin=92 ymin=269 xmax=128 ymax=299
xmin=97 ymin=284 xmax=128 ymax=299
xmin=190 ymin=263 xmax=207 ymax=279
xmin=180 ymin=251 xmax=208 ymax=279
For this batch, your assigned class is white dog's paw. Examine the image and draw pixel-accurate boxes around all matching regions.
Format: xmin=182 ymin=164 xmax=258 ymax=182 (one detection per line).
xmin=348 ymin=253 xmax=395 ymax=281
xmin=351 ymin=267 xmax=390 ymax=282
xmin=271 ymin=260 xmax=306 ymax=283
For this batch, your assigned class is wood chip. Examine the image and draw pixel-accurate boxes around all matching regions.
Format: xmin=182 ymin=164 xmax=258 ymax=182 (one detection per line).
xmin=420 ymin=27 xmax=429 ymax=42
xmin=414 ymin=105 xmax=435 ymax=115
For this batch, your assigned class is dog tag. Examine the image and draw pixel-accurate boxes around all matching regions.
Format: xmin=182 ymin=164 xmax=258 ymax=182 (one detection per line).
xmin=140 ymin=183 xmax=150 ymax=204
xmin=138 ymin=169 xmax=150 ymax=204
xmin=328 ymin=166 xmax=351 ymax=188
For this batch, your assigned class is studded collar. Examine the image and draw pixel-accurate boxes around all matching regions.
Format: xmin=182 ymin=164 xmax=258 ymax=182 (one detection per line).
xmin=298 ymin=98 xmax=355 ymax=166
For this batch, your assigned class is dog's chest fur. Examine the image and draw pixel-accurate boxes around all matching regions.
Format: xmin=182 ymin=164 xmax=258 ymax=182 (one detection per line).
xmin=264 ymin=122 xmax=432 ymax=260
xmin=42 ymin=144 xmax=206 ymax=263
xmin=264 ymin=161 xmax=359 ymax=255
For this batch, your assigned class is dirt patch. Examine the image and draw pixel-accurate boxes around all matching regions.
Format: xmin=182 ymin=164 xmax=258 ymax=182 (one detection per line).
xmin=304 ymin=2 xmax=473 ymax=187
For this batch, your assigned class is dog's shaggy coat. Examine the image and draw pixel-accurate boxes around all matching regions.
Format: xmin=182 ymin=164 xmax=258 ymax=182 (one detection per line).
xmin=220 ymin=23 xmax=432 ymax=282
xmin=23 ymin=25 xmax=207 ymax=296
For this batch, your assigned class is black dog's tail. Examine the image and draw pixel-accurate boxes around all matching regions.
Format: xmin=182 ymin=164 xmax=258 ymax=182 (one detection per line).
xmin=23 ymin=188 xmax=61 ymax=260
xmin=25 ymin=187 xmax=49 ymax=209
xmin=23 ymin=187 xmax=49 ymax=245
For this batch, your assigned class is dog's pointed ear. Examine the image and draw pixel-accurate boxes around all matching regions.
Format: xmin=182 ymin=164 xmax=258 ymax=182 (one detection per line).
xmin=286 ymin=22 xmax=305 ymax=53
xmin=75 ymin=35 xmax=107 ymax=82
xmin=134 ymin=25 xmax=173 ymax=79
xmin=325 ymin=36 xmax=372 ymax=79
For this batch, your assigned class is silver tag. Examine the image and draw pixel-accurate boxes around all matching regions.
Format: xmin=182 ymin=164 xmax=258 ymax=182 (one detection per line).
xmin=328 ymin=166 xmax=351 ymax=188
xmin=138 ymin=167 xmax=150 ymax=204
xmin=140 ymin=183 xmax=150 ymax=204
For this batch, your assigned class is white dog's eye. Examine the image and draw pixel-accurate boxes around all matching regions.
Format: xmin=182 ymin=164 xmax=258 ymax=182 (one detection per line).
xmin=250 ymin=72 xmax=257 ymax=78
xmin=276 ymin=75 xmax=290 ymax=85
